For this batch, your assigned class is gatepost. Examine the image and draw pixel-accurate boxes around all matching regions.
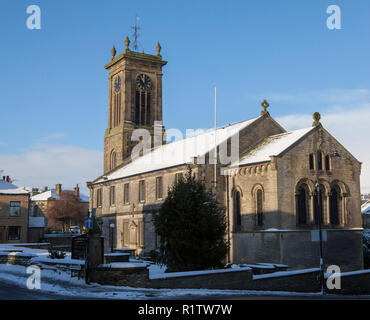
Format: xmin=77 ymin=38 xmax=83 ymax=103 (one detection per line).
xmin=85 ymin=209 xmax=104 ymax=284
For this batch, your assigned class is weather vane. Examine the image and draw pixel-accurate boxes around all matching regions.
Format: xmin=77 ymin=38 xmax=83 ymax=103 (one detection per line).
xmin=131 ymin=15 xmax=141 ymax=52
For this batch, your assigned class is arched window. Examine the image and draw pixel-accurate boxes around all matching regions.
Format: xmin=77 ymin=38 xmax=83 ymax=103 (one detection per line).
xmin=313 ymin=185 xmax=325 ymax=225
xmin=329 ymin=185 xmax=341 ymax=226
xmin=135 ymin=74 xmax=152 ymax=126
xmin=233 ymin=191 xmax=241 ymax=231
xmin=112 ymin=92 xmax=121 ymax=127
xmin=296 ymin=184 xmax=309 ymax=225
xmin=256 ymin=189 xmax=263 ymax=226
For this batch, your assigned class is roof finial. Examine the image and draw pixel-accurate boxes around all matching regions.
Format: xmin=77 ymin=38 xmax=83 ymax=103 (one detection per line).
xmin=124 ymin=36 xmax=131 ymax=53
xmin=156 ymin=42 xmax=162 ymax=58
xmin=260 ymin=99 xmax=270 ymax=115
xmin=312 ymin=112 xmax=321 ymax=127
xmin=111 ymin=45 xmax=116 ymax=60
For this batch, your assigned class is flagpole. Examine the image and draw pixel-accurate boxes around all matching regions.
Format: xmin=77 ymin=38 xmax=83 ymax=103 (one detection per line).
xmin=214 ymin=86 xmax=217 ymax=190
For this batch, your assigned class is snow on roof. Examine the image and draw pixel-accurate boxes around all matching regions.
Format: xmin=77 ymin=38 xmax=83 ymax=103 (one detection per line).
xmin=362 ymin=201 xmax=370 ymax=215
xmin=31 ymin=189 xmax=88 ymax=202
xmin=29 ymin=217 xmax=45 ymax=228
xmin=31 ymin=189 xmax=59 ymax=201
xmin=94 ymin=117 xmax=260 ymax=183
xmin=0 ymin=180 xmax=30 ymax=195
xmin=231 ymin=127 xmax=315 ymax=167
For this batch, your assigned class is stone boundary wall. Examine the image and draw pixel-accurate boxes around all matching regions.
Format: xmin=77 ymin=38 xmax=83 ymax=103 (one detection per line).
xmin=88 ymin=265 xmax=149 ymax=287
xmin=251 ymin=268 xmax=321 ymax=292
xmin=12 ymin=243 xmax=51 ymax=250
xmin=0 ymin=252 xmax=37 ymax=266
xmin=149 ymin=267 xmax=370 ymax=294
xmin=43 ymin=234 xmax=74 ymax=248
xmin=0 ymin=250 xmax=369 ymax=294
xmin=149 ymin=268 xmax=253 ymax=290
xmin=329 ymin=270 xmax=370 ymax=295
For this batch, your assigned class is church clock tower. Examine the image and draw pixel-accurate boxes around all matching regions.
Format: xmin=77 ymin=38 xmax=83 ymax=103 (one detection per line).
xmin=103 ymin=37 xmax=167 ymax=174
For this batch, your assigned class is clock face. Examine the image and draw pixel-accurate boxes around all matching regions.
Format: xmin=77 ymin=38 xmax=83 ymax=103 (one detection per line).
xmin=114 ymin=76 xmax=121 ymax=92
xmin=136 ymin=74 xmax=152 ymax=90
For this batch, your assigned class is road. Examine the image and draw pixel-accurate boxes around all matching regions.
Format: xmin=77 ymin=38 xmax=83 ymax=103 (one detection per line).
xmin=0 ymin=280 xmax=89 ymax=300
xmin=0 ymin=280 xmax=369 ymax=300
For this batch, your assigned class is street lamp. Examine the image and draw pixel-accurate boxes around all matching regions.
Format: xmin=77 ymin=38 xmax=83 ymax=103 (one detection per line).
xmin=315 ymin=149 xmax=341 ymax=295
xmin=109 ymin=223 xmax=115 ymax=253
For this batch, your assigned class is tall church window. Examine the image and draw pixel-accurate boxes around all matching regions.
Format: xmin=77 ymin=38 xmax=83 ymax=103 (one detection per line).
xmin=309 ymin=154 xmax=314 ymax=170
xmin=317 ymin=151 xmax=323 ymax=170
xmin=109 ymin=186 xmax=115 ymax=206
xmin=140 ymin=91 xmax=146 ymax=125
xmin=233 ymin=191 xmax=241 ymax=231
xmin=256 ymin=189 xmax=263 ymax=227
xmin=313 ymin=185 xmax=324 ymax=225
xmin=296 ymin=184 xmax=309 ymax=225
xmin=146 ymin=92 xmax=151 ymax=125
xmin=111 ymin=151 xmax=117 ymax=170
xmin=139 ymin=180 xmax=146 ymax=202
xmin=135 ymin=74 xmax=152 ymax=126
xmin=124 ymin=183 xmax=130 ymax=204
xmin=135 ymin=91 xmax=140 ymax=125
xmin=113 ymin=92 xmax=121 ymax=127
xmin=156 ymin=177 xmax=163 ymax=200
xmin=329 ymin=185 xmax=341 ymax=226
xmin=325 ymin=155 xmax=331 ymax=171
xmin=97 ymin=188 xmax=102 ymax=207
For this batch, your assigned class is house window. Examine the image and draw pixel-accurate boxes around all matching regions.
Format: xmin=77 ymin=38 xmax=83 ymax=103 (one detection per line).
xmin=109 ymin=186 xmax=115 ymax=206
xmin=9 ymin=202 xmax=20 ymax=216
xmin=174 ymin=172 xmax=183 ymax=184
xmin=8 ymin=226 xmax=21 ymax=240
xmin=97 ymin=189 xmax=102 ymax=207
xmin=124 ymin=183 xmax=130 ymax=204
xmin=309 ymin=154 xmax=314 ymax=170
xmin=156 ymin=177 xmax=163 ymax=200
xmin=139 ymin=180 xmax=145 ymax=202
xmin=325 ymin=155 xmax=331 ymax=171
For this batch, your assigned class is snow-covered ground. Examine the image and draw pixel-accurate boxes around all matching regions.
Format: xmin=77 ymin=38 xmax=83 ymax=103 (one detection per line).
xmin=0 ymin=243 xmax=331 ymax=299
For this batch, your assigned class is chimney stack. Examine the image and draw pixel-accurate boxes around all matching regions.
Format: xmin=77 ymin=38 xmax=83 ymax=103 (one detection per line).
xmin=55 ymin=184 xmax=62 ymax=196
xmin=73 ymin=184 xmax=80 ymax=198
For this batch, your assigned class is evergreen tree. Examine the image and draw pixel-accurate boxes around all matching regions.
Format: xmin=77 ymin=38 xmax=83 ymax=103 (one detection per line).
xmin=153 ymin=167 xmax=229 ymax=272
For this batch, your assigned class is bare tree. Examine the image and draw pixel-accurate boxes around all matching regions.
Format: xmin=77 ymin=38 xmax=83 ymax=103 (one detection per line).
xmin=45 ymin=191 xmax=86 ymax=231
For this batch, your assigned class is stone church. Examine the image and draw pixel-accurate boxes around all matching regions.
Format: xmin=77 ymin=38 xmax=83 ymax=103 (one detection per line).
xmin=88 ymin=37 xmax=363 ymax=271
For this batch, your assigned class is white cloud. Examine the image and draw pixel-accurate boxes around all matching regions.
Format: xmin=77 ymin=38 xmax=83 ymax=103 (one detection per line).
xmin=273 ymin=90 xmax=370 ymax=194
xmin=0 ymin=142 xmax=102 ymax=196
xmin=251 ymin=89 xmax=370 ymax=106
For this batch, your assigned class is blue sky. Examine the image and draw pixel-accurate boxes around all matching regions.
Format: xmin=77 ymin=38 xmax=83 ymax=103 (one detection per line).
xmin=1 ymin=0 xmax=370 ymax=194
